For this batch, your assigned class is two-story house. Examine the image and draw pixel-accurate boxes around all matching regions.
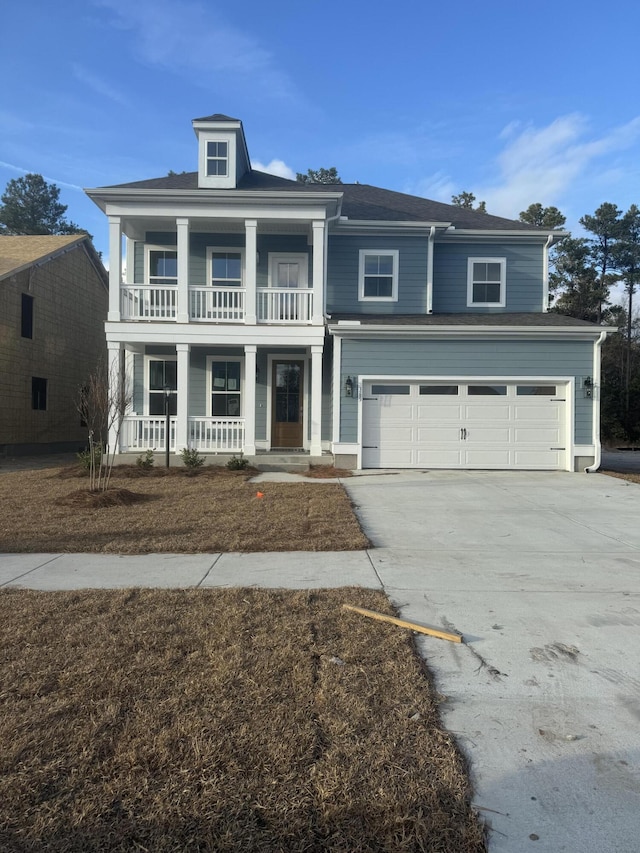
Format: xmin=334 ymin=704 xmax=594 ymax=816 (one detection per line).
xmin=86 ymin=114 xmax=605 ymax=472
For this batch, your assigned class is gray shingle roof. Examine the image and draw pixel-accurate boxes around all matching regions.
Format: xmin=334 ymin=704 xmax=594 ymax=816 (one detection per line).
xmin=101 ymin=170 xmax=540 ymax=230
xmin=192 ymin=113 xmax=240 ymax=122
xmin=329 ymin=313 xmax=600 ymax=328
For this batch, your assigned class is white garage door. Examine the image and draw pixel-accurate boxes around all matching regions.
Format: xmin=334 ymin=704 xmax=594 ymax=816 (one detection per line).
xmin=362 ymin=381 xmax=567 ymax=469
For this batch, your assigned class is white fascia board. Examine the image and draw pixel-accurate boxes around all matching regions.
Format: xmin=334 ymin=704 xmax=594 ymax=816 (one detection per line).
xmin=105 ymin=323 xmax=326 ymax=347
xmin=439 ymin=229 xmax=570 ymax=245
xmin=332 ymin=220 xmax=451 ymax=236
xmin=99 ymin=200 xmax=338 ymax=222
xmin=328 ymin=324 xmax=606 ymax=340
xmin=86 ymin=187 xmax=343 ymax=213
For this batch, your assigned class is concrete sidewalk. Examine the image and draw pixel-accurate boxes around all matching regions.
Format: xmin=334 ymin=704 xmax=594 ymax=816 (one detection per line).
xmin=2 ymin=468 xmax=640 ymax=852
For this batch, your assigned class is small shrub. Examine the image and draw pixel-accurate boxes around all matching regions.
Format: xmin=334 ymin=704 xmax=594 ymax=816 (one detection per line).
xmin=226 ymin=453 xmax=249 ymax=471
xmin=77 ymin=444 xmax=102 ymax=472
xmin=136 ymin=449 xmax=155 ymax=469
xmin=181 ymin=447 xmax=205 ymax=469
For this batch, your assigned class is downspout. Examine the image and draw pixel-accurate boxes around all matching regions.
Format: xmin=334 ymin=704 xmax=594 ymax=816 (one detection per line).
xmin=585 ymin=330 xmax=607 ymax=473
xmin=542 ymin=234 xmax=554 ymax=312
xmin=426 ymin=226 xmax=435 ymax=313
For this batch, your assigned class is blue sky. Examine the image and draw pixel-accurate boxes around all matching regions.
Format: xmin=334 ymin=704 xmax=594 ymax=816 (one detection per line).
xmin=2 ymin=0 xmax=639 ymax=259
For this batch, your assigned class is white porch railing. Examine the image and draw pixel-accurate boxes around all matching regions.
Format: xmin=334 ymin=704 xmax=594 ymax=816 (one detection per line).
xmin=121 ymin=416 xmax=176 ymax=451
xmin=257 ymin=288 xmax=313 ymax=323
xmin=189 ymin=418 xmax=245 ymax=452
xmin=121 ymin=286 xmax=177 ymax=320
xmin=189 ymin=287 xmax=245 ymax=322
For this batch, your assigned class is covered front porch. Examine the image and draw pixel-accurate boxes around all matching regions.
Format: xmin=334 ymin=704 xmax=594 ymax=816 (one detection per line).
xmin=107 ymin=340 xmax=328 ymax=458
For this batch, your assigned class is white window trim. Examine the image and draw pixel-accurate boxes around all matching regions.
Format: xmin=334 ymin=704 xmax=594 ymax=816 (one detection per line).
xmin=144 ymin=355 xmax=177 ymax=416
xmin=206 ymin=356 xmax=244 ymax=418
xmin=358 ymin=249 xmax=399 ymax=302
xmin=467 ymin=257 xmax=506 ymax=307
xmin=145 ymin=245 xmax=178 ymax=285
xmin=268 ymin=253 xmax=309 ymax=288
xmin=205 ymin=247 xmax=246 ymax=287
xmin=205 ymin=140 xmax=229 ymax=178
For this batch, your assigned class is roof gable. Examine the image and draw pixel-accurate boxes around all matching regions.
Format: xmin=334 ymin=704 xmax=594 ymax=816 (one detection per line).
xmin=0 ymin=235 xmax=107 ymax=287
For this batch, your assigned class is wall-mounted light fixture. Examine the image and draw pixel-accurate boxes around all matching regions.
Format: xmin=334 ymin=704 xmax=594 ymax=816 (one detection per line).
xmin=256 ymin=250 xmax=260 ymax=265
xmin=345 ymin=376 xmax=354 ymax=397
xmin=584 ymin=376 xmax=593 ymax=398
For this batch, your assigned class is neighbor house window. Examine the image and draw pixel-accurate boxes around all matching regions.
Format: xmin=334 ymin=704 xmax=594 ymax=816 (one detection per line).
xmin=148 ymin=359 xmax=177 ymax=415
xmin=21 ymin=294 xmax=33 ymax=338
xmin=32 ymin=377 xmax=47 ymax=410
xmin=148 ymin=248 xmax=178 ymax=285
xmin=206 ymin=141 xmax=228 ymax=176
xmin=210 ymin=360 xmax=242 ymax=417
xmin=208 ymin=249 xmax=243 ymax=287
xmin=467 ymin=258 xmax=506 ymax=307
xmin=359 ymin=250 xmax=399 ymax=301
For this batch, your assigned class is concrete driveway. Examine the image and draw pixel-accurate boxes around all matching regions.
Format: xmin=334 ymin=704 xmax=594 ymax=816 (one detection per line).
xmin=343 ymin=470 xmax=640 ymax=853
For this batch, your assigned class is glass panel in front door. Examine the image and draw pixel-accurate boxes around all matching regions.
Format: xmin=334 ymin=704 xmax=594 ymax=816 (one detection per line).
xmin=275 ymin=363 xmax=301 ymax=422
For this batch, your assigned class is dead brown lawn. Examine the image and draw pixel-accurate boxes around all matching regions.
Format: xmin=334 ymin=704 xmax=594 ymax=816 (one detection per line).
xmin=601 ymin=470 xmax=640 ymax=485
xmin=0 ymin=466 xmax=369 ymax=554
xmin=0 ymin=587 xmax=486 ymax=852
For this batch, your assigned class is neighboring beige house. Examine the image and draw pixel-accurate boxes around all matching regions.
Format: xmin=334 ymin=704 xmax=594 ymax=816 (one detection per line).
xmin=0 ymin=235 xmax=108 ymax=455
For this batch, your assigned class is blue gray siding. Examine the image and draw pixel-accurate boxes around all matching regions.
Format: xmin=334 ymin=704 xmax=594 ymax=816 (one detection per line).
xmin=338 ymin=338 xmax=594 ymax=444
xmin=327 ymin=235 xmax=428 ymax=314
xmin=433 ymin=242 xmax=544 ymax=313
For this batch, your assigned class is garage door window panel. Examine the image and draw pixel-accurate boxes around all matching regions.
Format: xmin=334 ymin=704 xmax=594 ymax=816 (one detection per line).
xmin=420 ymin=385 xmax=459 ymax=395
xmin=467 ymin=258 xmax=506 ymax=307
xmin=468 ymin=385 xmax=507 ymax=396
xmin=517 ymin=385 xmax=557 ymax=396
xmin=371 ymin=384 xmax=410 ymax=395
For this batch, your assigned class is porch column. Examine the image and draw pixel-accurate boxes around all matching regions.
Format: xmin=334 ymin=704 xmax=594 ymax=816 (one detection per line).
xmin=312 ymin=220 xmax=325 ymax=324
xmin=107 ymin=341 xmax=122 ymax=454
xmin=310 ymin=344 xmax=323 ymax=456
xmin=108 ymin=216 xmax=122 ymax=322
xmin=176 ymin=344 xmax=190 ymax=451
xmin=176 ymin=217 xmax=190 ymax=323
xmin=244 ymin=219 xmax=257 ymax=324
xmin=244 ymin=345 xmax=257 ymax=455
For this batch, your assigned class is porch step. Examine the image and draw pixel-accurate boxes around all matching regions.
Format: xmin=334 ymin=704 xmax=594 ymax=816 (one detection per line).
xmin=251 ymin=454 xmax=332 ymax=473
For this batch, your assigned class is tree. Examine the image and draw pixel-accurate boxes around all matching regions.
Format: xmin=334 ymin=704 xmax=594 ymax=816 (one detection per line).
xmin=550 ymin=237 xmax=603 ymax=322
xmin=76 ymin=358 xmax=132 ymax=492
xmin=451 ymin=191 xmax=486 ymax=213
xmin=580 ymin=202 xmax=623 ymax=323
xmin=296 ymin=167 xmax=342 ymax=184
xmin=0 ymin=173 xmax=88 ymax=236
xmin=611 ymin=205 xmax=640 ymax=429
xmin=519 ymin=203 xmax=566 ymax=229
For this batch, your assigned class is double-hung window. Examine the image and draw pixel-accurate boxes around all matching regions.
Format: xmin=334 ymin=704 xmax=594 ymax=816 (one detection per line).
xmin=209 ymin=249 xmax=243 ymax=287
xmin=206 ymin=141 xmax=228 ymax=177
xmin=358 ymin=250 xmax=399 ymax=301
xmin=148 ymin=359 xmax=177 ymax=416
xmin=467 ymin=258 xmax=506 ymax=307
xmin=148 ymin=248 xmax=178 ymax=286
xmin=210 ymin=359 xmax=242 ymax=418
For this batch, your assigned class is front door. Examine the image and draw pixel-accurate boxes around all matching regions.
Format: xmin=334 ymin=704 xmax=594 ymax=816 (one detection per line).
xmin=272 ymin=361 xmax=304 ymax=448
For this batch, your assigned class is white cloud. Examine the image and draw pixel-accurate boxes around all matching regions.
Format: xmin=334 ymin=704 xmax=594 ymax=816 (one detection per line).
xmin=405 ymin=170 xmax=456 ymax=203
xmin=71 ymin=63 xmax=129 ymax=106
xmin=478 ymin=114 xmax=640 ymax=219
xmin=251 ymin=159 xmax=296 ymax=180
xmin=0 ymin=160 xmax=83 ymax=191
xmin=93 ymin=0 xmax=296 ymax=101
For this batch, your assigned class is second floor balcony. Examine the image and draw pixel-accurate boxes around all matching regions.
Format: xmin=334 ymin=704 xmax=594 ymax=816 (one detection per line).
xmin=119 ymin=284 xmax=315 ymax=324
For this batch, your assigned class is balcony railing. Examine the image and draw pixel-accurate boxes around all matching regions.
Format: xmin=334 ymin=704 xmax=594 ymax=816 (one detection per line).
xmin=256 ymin=288 xmax=313 ymax=323
xmin=118 ymin=285 xmax=313 ymax=324
xmin=121 ymin=286 xmax=177 ymax=320
xmin=189 ymin=418 xmax=245 ymax=452
xmin=190 ymin=287 xmax=245 ymax=322
xmin=121 ymin=416 xmax=176 ymax=451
